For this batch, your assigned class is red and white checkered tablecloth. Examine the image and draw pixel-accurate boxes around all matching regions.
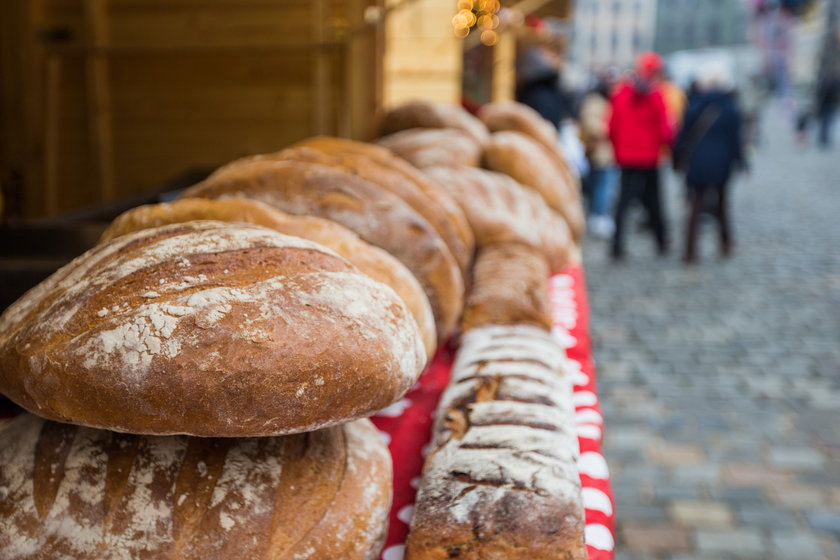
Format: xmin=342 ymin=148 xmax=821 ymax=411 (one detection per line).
xmin=372 ymin=263 xmax=616 ymax=560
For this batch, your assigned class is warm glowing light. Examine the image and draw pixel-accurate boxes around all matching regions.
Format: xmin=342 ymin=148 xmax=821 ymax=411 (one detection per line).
xmin=453 ymin=25 xmax=470 ymax=38
xmin=457 ymin=0 xmax=473 ymax=10
xmin=462 ymin=9 xmax=477 ymax=27
xmin=478 ymin=13 xmax=499 ymax=30
xmin=480 ymin=29 xmax=498 ymax=45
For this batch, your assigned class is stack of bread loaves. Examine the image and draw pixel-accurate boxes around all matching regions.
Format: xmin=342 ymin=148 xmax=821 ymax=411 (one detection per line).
xmin=0 ymin=179 xmax=434 ymax=555
xmin=374 ymin=101 xmax=589 ymax=558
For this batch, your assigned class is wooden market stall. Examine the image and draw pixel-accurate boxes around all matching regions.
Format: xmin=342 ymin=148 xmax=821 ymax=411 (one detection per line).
xmin=0 ymin=0 xmax=573 ymax=221
xmin=0 ymin=0 xmax=385 ymax=220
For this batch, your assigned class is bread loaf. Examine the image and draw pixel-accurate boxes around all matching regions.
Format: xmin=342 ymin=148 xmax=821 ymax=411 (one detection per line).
xmin=483 ymin=131 xmax=585 ymax=241
xmin=376 ymin=128 xmax=482 ymax=169
xmin=228 ymin=144 xmax=472 ymax=278
xmin=182 ymin=159 xmax=464 ymax=342
xmin=461 ymin=244 xmax=552 ymax=333
xmin=291 ymin=137 xmax=475 ymax=275
xmin=378 ymin=100 xmax=490 ymax=145
xmin=0 ymin=221 xmax=426 ymax=436
xmin=0 ymin=414 xmax=391 ymax=560
xmin=477 ymin=101 xmax=559 ymax=154
xmin=406 ymin=325 xmax=587 ymax=560
xmin=423 ymin=166 xmax=572 ymax=272
xmin=100 ymin=198 xmax=437 ymax=358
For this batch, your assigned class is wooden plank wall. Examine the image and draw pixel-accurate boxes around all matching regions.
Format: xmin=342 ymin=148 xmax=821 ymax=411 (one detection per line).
xmin=0 ymin=0 xmax=380 ymax=220
xmin=383 ymin=0 xmax=462 ymax=107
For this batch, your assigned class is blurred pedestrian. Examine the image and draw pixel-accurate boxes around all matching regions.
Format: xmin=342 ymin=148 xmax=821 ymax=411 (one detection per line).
xmin=607 ymin=52 xmax=674 ymax=261
xmin=674 ymin=62 xmax=745 ymax=265
xmin=815 ymin=73 xmax=839 ymax=148
xmin=580 ymin=70 xmax=619 ymax=238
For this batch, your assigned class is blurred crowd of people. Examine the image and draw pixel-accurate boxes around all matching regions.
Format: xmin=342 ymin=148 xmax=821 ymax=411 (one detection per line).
xmin=577 ymin=52 xmax=748 ymax=265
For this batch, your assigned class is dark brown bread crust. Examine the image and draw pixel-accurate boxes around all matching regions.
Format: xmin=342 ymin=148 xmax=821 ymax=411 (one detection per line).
xmin=423 ymin=166 xmax=572 ymax=273
xmin=483 ymin=131 xmax=585 ymax=241
xmin=406 ymin=325 xmax=587 ymax=560
xmin=461 ymin=244 xmax=552 ymax=333
xmin=182 ymin=158 xmax=464 ymax=342
xmin=291 ymin=137 xmax=475 ymax=277
xmin=0 ymin=221 xmax=425 ymax=436
xmin=0 ymin=415 xmax=391 ymax=560
xmin=477 ymin=101 xmax=559 ymax=154
xmin=100 ymin=198 xmax=437 ymax=358
xmin=376 ymin=128 xmax=482 ymax=169
xmin=377 ymin=100 xmax=490 ymax=145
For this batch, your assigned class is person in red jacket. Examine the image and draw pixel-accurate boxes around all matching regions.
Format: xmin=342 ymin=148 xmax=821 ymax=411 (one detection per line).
xmin=608 ymin=52 xmax=674 ymax=260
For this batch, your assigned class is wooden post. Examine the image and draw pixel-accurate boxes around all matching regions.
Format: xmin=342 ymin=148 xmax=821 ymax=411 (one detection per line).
xmin=43 ymin=53 xmax=61 ymax=216
xmin=492 ymin=29 xmax=516 ymax=102
xmin=312 ymin=0 xmax=330 ymax=135
xmin=84 ymin=0 xmax=115 ymax=202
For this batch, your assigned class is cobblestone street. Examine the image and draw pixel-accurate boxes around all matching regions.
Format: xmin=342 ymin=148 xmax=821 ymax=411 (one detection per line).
xmin=583 ymin=105 xmax=840 ymax=559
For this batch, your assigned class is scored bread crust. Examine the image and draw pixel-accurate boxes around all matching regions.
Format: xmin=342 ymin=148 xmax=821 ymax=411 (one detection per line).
xmin=476 ymin=101 xmax=560 ymax=154
xmin=182 ymin=159 xmax=464 ymax=342
xmin=100 ymin=198 xmax=437 ymax=358
xmin=377 ymin=100 xmax=490 ymax=146
xmin=483 ymin=131 xmax=585 ymax=241
xmin=376 ymin=128 xmax=482 ymax=169
xmin=423 ymin=166 xmax=572 ymax=272
xmin=405 ymin=325 xmax=587 ymax=560
xmin=0 ymin=221 xmax=425 ymax=436
xmin=287 ymin=139 xmax=474 ymax=271
xmin=0 ymin=415 xmax=391 ymax=560
xmin=461 ymin=244 xmax=552 ymax=334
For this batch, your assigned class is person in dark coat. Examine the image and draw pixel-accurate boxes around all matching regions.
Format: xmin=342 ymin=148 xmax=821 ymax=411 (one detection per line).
xmin=675 ymin=63 xmax=745 ymax=264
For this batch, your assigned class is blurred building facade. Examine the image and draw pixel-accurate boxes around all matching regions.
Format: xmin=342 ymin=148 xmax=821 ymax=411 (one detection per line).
xmin=570 ymin=0 xmax=658 ymax=72
xmin=654 ymin=0 xmax=751 ymax=55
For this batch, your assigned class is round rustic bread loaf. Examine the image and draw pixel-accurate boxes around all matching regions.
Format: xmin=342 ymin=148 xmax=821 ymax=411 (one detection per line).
xmin=483 ymin=131 xmax=585 ymax=241
xmin=101 ymin=198 xmax=437 ymax=358
xmin=0 ymin=414 xmax=391 ymax=560
xmin=219 ymin=143 xmax=472 ymax=279
xmin=376 ymin=128 xmax=483 ymax=169
xmin=377 ymin=100 xmax=490 ymax=145
xmin=290 ymin=137 xmax=475 ymax=275
xmin=182 ymin=159 xmax=464 ymax=342
xmin=424 ymin=166 xmax=572 ymax=272
xmin=0 ymin=221 xmax=426 ymax=436
xmin=477 ymin=101 xmax=560 ymax=153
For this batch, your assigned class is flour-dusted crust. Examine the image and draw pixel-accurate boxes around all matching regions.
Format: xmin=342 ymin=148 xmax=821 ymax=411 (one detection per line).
xmin=406 ymin=325 xmax=587 ymax=560
xmin=0 ymin=415 xmax=391 ymax=560
xmin=424 ymin=166 xmax=572 ymax=272
xmin=483 ymin=131 xmax=585 ymax=241
xmin=101 ymin=198 xmax=437 ymax=359
xmin=0 ymin=221 xmax=426 ymax=436
xmin=182 ymin=158 xmax=464 ymax=342
xmin=376 ymin=128 xmax=482 ymax=169
xmin=461 ymin=244 xmax=552 ymax=333
xmin=377 ymin=100 xmax=490 ymax=146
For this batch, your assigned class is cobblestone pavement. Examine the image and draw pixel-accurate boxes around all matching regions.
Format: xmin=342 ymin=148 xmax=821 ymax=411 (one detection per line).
xmin=582 ymin=106 xmax=840 ymax=559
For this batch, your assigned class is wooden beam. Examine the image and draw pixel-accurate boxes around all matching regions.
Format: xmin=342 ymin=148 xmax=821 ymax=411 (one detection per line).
xmin=312 ymin=0 xmax=330 ymax=135
xmin=43 ymin=53 xmax=61 ymax=216
xmin=84 ymin=0 xmax=116 ymax=203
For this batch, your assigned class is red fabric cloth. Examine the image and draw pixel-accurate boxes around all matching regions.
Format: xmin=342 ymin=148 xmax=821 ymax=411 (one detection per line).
xmin=608 ymin=80 xmax=673 ymax=168
xmin=0 ymin=265 xmax=614 ymax=560
xmin=373 ymin=264 xmax=615 ymax=560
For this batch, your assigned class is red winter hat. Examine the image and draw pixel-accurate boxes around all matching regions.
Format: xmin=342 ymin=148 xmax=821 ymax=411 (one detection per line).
xmin=635 ymin=51 xmax=663 ymax=79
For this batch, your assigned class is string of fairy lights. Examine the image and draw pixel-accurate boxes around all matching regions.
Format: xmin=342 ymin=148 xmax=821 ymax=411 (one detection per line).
xmin=452 ymin=0 xmax=502 ymax=45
